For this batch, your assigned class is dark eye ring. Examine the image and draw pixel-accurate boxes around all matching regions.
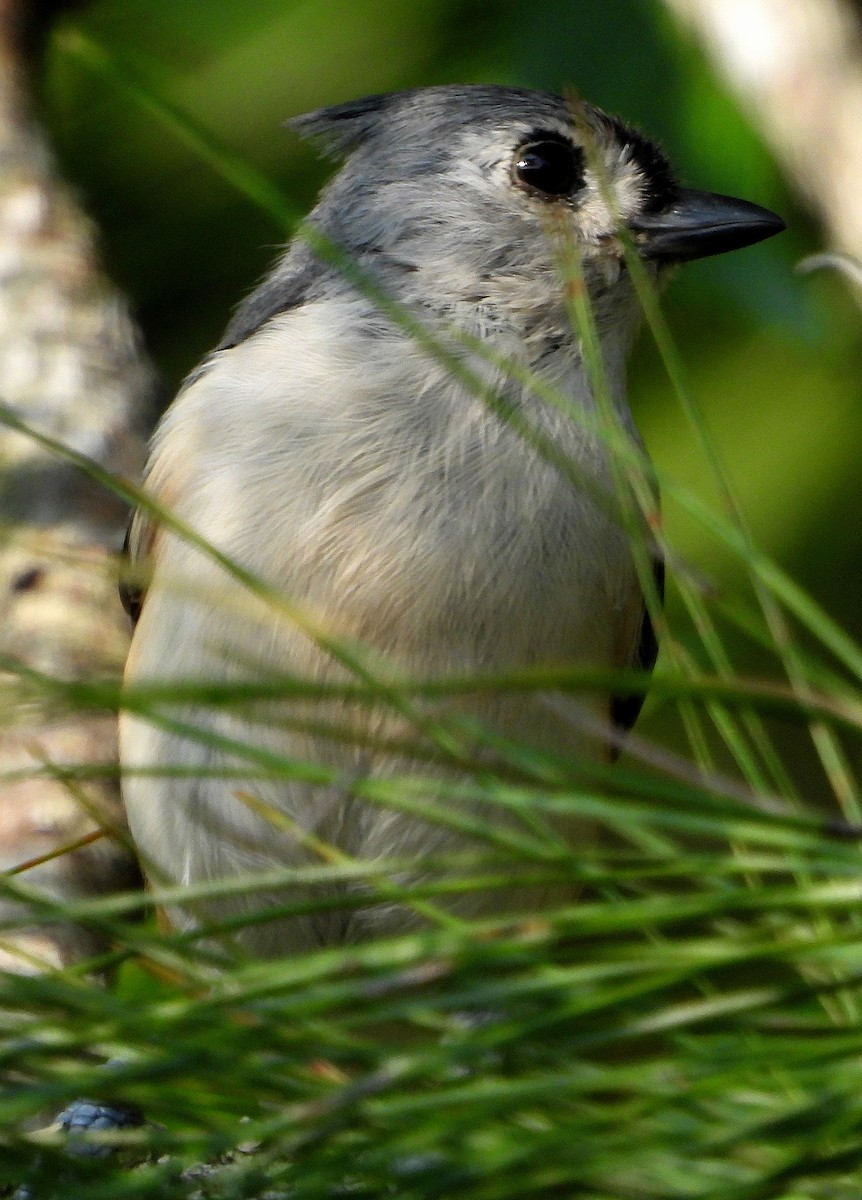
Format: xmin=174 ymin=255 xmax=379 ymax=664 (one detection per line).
xmin=513 ymin=138 xmax=584 ymax=198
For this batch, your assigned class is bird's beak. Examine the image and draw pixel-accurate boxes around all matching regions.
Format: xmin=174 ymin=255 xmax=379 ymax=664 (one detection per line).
xmin=628 ymin=188 xmax=786 ymax=262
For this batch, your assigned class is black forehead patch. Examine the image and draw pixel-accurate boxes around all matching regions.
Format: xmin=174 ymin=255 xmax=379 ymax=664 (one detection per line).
xmin=605 ymin=115 xmax=678 ymax=213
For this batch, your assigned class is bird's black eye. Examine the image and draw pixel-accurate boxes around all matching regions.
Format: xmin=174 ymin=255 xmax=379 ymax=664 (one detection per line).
xmin=513 ymin=138 xmax=584 ymax=198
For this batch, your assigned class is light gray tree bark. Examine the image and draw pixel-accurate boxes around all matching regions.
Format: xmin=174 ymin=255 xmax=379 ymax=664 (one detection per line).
xmin=663 ymin=0 xmax=862 ymax=275
xmin=0 ymin=0 xmax=149 ymax=971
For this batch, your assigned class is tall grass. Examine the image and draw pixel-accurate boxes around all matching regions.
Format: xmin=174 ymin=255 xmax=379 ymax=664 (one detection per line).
xmin=3 ymin=32 xmax=862 ymax=1200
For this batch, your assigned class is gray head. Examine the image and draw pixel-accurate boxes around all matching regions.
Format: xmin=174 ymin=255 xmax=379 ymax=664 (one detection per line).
xmin=220 ymin=85 xmax=784 ymax=351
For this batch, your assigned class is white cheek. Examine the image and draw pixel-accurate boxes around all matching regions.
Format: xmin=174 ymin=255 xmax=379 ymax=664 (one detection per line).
xmin=579 ymin=159 xmax=653 ymax=240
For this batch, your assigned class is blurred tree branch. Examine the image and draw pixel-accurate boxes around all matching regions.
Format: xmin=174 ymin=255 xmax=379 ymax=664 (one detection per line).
xmin=0 ymin=0 xmax=148 ymax=971
xmin=663 ymin=0 xmax=862 ymax=268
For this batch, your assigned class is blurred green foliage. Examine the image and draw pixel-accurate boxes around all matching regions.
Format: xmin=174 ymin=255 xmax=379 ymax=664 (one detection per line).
xmin=37 ymin=0 xmax=862 ymax=789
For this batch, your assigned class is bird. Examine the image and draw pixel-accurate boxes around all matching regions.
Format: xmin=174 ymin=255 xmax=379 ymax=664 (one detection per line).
xmin=118 ymin=84 xmax=785 ymax=956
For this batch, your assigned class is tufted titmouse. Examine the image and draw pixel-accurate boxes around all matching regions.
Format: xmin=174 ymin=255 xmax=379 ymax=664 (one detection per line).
xmin=118 ymin=86 xmax=784 ymax=954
